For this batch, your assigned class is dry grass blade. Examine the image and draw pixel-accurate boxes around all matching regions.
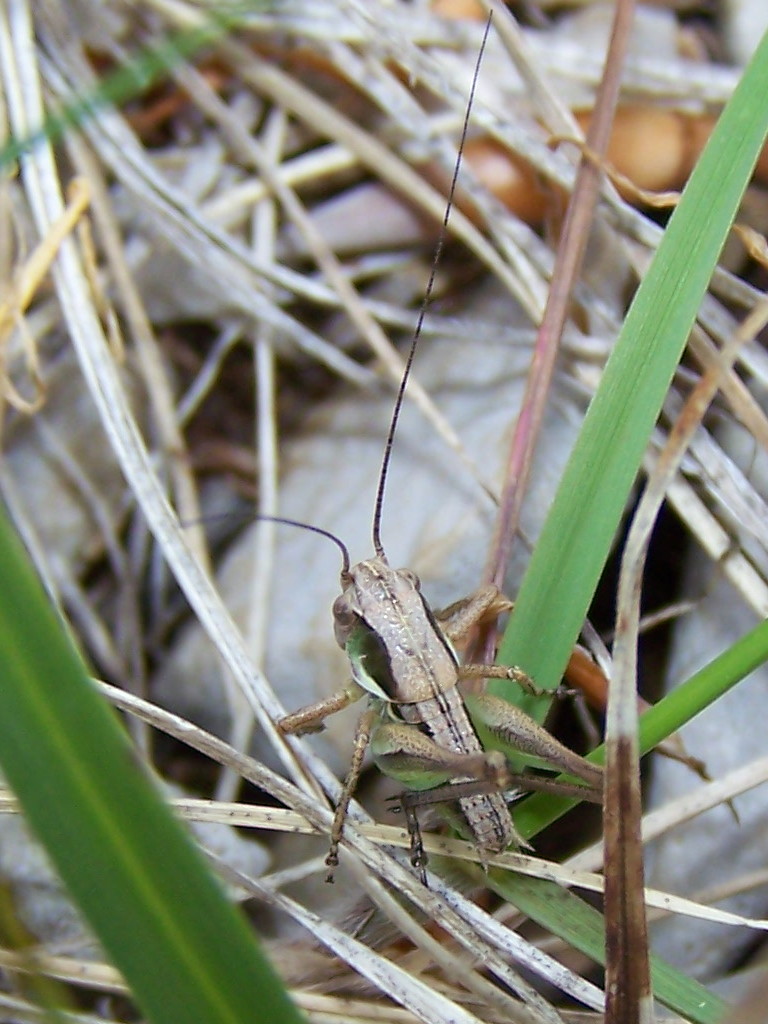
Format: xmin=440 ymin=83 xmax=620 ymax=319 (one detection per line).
xmin=170 ymin=56 xmax=496 ymax=500
xmin=606 ymin=299 xmax=768 ymax=1023
xmin=602 ymin=727 xmax=651 ymax=1024
xmin=0 ymin=176 xmax=89 ymax=426
xmin=97 ymin=684 xmax=602 ymax=1021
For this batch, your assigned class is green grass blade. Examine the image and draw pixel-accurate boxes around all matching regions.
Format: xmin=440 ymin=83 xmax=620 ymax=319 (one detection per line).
xmin=492 ymin=29 xmax=768 ymax=712
xmin=488 ymin=873 xmax=728 ymax=1024
xmin=494 ymin=619 xmax=758 ymax=1024
xmin=479 ymin=28 xmax=768 ymax=1024
xmin=515 ymin=614 xmax=768 ymax=837
xmin=0 ymin=512 xmax=304 ymax=1024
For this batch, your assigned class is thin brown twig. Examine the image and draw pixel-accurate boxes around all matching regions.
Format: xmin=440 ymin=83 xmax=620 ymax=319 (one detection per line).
xmin=482 ymin=0 xmax=638 ymax=593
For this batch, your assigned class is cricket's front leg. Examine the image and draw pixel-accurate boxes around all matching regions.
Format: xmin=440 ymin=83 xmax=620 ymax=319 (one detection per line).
xmin=435 ymin=584 xmax=513 ymax=644
xmin=278 ymin=680 xmax=365 ymax=736
xmin=436 ymin=587 xmax=542 ymax=695
xmin=459 ymin=662 xmax=544 ymax=696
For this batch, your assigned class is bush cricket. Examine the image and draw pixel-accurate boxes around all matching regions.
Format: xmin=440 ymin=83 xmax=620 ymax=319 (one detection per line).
xmin=277 ymin=21 xmax=603 ymax=883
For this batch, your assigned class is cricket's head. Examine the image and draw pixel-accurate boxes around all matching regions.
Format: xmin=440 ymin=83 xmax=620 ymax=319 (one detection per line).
xmin=333 ymin=557 xmax=458 ymax=704
xmin=333 ymin=557 xmax=421 ymax=648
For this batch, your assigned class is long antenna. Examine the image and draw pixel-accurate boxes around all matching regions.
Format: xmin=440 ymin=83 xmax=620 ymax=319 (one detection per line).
xmin=371 ymin=13 xmax=493 ymax=560
xmin=259 ymin=516 xmax=352 ymax=578
xmin=186 ymin=513 xmax=351 ymax=577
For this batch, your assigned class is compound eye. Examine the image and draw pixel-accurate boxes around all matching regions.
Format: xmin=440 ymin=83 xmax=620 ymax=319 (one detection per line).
xmin=399 ymin=568 xmax=421 ymax=589
xmin=332 ymin=595 xmax=356 ymax=629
